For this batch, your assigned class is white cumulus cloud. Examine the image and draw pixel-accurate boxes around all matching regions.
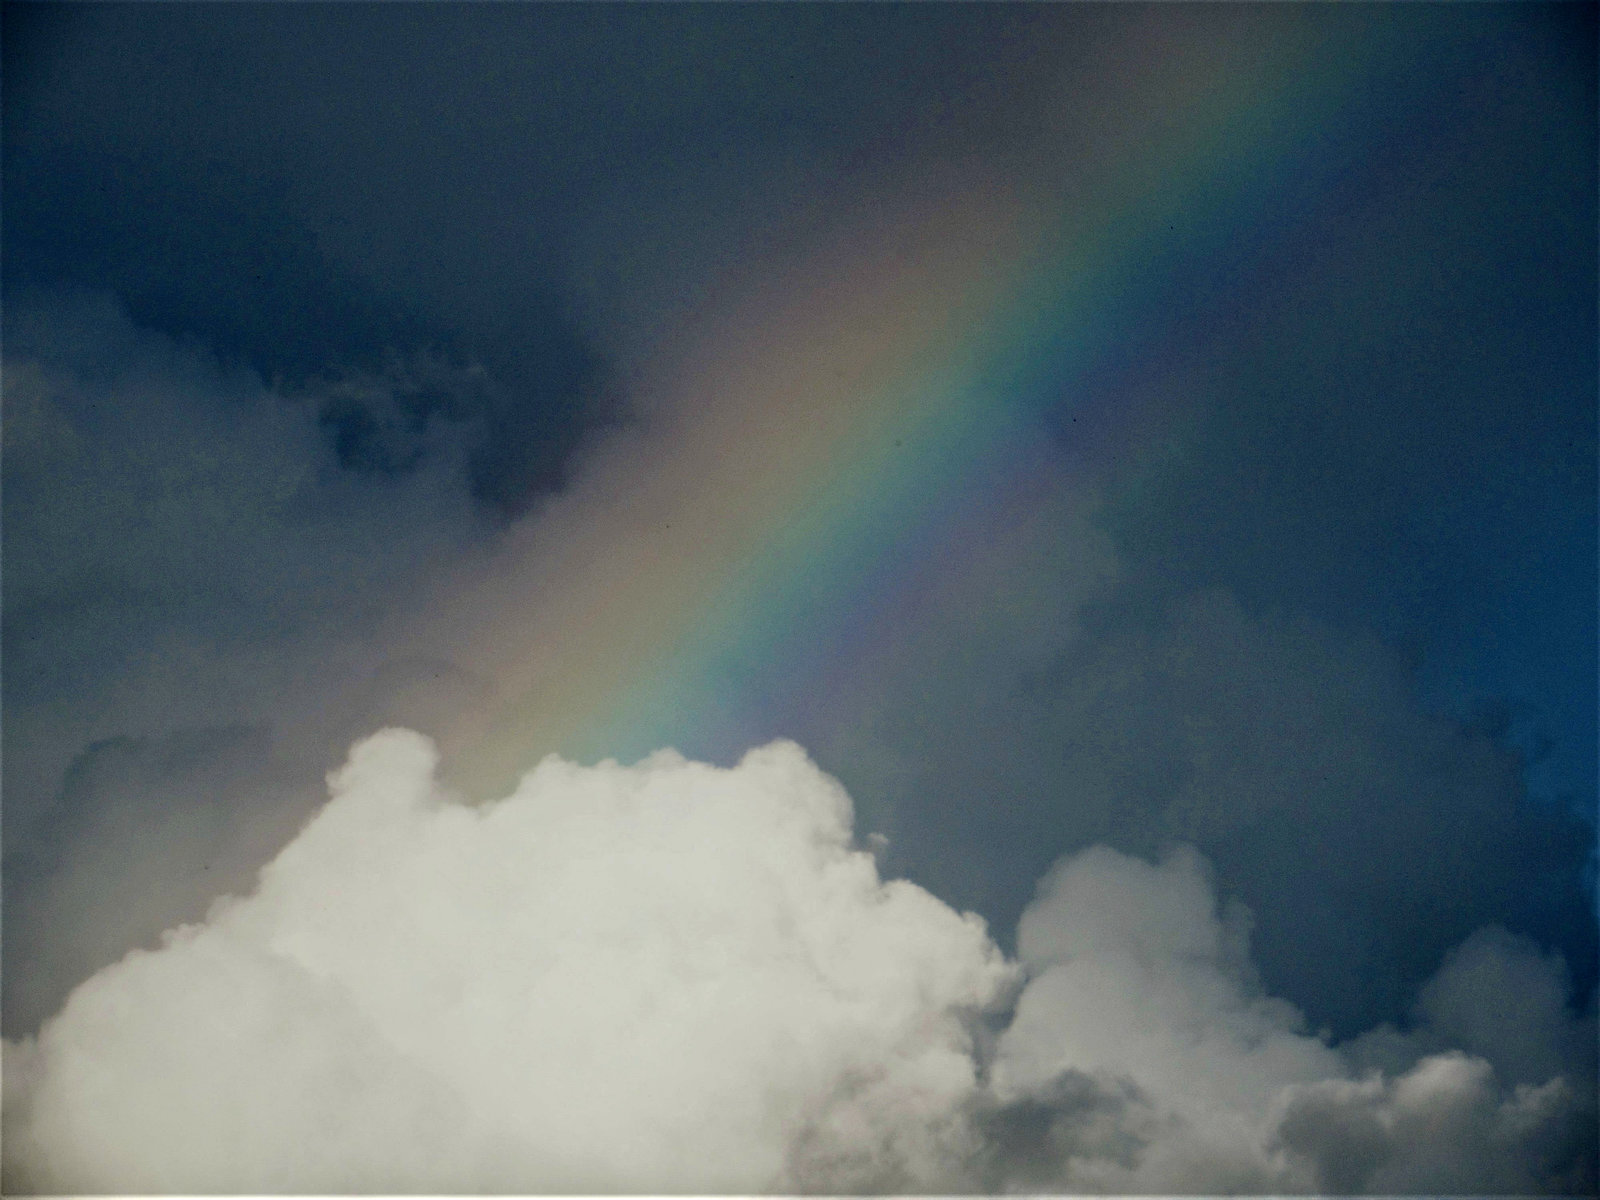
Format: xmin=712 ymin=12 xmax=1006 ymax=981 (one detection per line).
xmin=5 ymin=732 xmax=1592 ymax=1193
xmin=3 ymin=732 xmax=1011 ymax=1193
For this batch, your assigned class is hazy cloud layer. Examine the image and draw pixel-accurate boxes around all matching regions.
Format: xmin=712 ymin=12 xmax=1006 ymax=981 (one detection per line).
xmin=6 ymin=734 xmax=1592 ymax=1193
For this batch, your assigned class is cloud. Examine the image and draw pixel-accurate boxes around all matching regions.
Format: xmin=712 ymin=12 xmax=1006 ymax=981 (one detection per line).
xmin=1 ymin=726 xmax=301 ymax=1047
xmin=6 ymin=16 xmax=1591 ymax=1191
xmin=988 ymin=843 xmax=1596 ymax=1192
xmin=9 ymin=13 xmax=1592 ymax=1073
xmin=0 ymin=290 xmax=510 ymax=1033
xmin=1410 ymin=924 xmax=1599 ymax=1089
xmin=0 ymin=290 xmax=484 ymax=786
xmin=6 ymin=733 xmax=1592 ymax=1193
xmin=1274 ymin=1054 xmax=1596 ymax=1195
xmin=819 ymin=587 xmax=1597 ymax=1040
xmin=4 ymin=732 xmax=1011 ymax=1193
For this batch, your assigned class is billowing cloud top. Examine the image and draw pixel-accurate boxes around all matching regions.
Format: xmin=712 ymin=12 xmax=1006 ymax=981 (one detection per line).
xmin=6 ymin=733 xmax=1593 ymax=1193
xmin=5 ymin=733 xmax=1012 ymax=1193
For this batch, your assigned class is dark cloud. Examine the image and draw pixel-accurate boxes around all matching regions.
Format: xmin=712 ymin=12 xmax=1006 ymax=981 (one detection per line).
xmin=0 ymin=3 xmax=1074 ymax=515
xmin=2 ymin=725 xmax=303 ymax=1037
xmin=1274 ymin=1055 xmax=1597 ymax=1195
xmin=0 ymin=291 xmax=494 ymax=1032
xmin=814 ymin=589 xmax=1595 ymax=1040
xmin=3 ymin=6 xmax=626 ymax=516
xmin=972 ymin=1070 xmax=1154 ymax=1190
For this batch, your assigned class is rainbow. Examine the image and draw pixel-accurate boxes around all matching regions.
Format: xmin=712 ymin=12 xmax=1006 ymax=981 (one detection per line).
xmin=433 ymin=11 xmax=1491 ymax=797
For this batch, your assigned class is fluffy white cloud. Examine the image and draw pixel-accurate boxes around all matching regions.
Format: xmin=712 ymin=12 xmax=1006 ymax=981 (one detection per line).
xmin=5 ymin=733 xmax=1592 ymax=1193
xmin=3 ymin=732 xmax=1011 ymax=1193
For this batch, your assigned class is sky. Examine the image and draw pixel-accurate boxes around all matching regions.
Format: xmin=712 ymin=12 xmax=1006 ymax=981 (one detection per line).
xmin=2 ymin=3 xmax=1596 ymax=1193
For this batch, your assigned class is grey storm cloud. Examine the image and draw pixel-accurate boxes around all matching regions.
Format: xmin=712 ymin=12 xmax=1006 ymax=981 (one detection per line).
xmin=1 ymin=291 xmax=501 ymax=1032
xmin=809 ymin=587 xmax=1597 ymax=1041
